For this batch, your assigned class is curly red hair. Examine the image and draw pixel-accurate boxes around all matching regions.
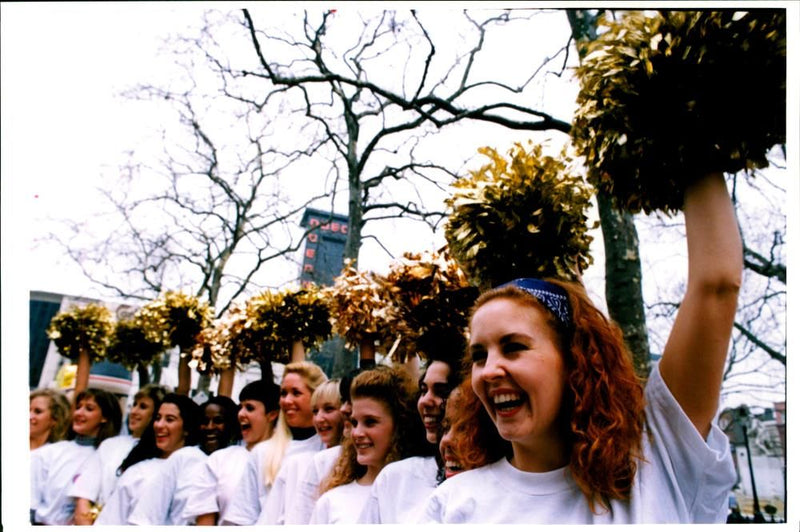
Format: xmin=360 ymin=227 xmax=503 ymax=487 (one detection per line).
xmin=444 ymin=379 xmax=509 ymax=471
xmin=469 ymin=279 xmax=645 ymax=513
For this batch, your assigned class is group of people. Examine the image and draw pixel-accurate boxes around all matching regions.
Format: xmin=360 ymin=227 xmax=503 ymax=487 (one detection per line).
xmin=30 ymin=171 xmax=742 ymax=524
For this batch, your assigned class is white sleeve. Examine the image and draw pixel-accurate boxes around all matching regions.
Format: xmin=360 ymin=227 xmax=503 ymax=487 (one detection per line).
xmin=309 ymin=491 xmax=331 ymax=525
xmin=217 ymin=451 xmax=261 ymax=526
xmin=644 ymin=363 xmax=737 ymax=523
xmin=285 ymin=454 xmax=322 ymax=524
xmin=66 ymin=451 xmax=101 ymax=501
xmin=180 ymin=457 xmax=219 ymax=522
xmin=30 ymin=447 xmax=47 ymax=517
xmin=257 ymin=461 xmax=287 ymax=524
xmin=127 ymin=460 xmax=176 ymax=525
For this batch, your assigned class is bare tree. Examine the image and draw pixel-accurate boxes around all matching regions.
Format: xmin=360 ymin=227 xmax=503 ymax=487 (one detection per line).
xmin=237 ymin=8 xmax=573 ymax=263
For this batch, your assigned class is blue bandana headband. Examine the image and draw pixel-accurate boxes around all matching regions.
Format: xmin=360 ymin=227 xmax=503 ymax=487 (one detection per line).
xmin=500 ymin=278 xmax=572 ymax=328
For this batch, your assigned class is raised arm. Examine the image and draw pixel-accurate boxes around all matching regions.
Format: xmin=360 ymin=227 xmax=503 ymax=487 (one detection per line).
xmin=659 ymin=172 xmax=743 ymax=438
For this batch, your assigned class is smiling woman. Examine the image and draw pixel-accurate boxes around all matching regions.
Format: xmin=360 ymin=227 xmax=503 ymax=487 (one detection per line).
xmin=93 ymin=393 xmax=214 ymax=526
xmin=255 ymin=362 xmax=328 ymax=524
xmin=310 ymin=366 xmax=428 ymax=524
xmin=423 ymin=173 xmax=743 ymax=524
xmin=30 ymin=388 xmax=122 ymax=525
xmin=70 ymin=384 xmax=169 ymax=525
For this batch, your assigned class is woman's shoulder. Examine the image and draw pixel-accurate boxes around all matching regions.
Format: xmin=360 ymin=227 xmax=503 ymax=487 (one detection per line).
xmin=380 ymin=455 xmax=437 ymax=478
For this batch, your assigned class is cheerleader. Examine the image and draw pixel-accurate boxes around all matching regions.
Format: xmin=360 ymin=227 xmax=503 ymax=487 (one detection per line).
xmin=310 ymin=365 xmax=426 ymax=524
xmin=254 ymin=361 xmax=327 ymax=523
xmin=30 ymin=388 xmax=122 ymax=525
xmin=71 ymin=384 xmax=169 ymax=525
xmin=358 ymin=349 xmax=460 ymax=523
xmin=423 ymin=172 xmax=741 ymax=523
xmin=97 ymin=394 xmax=215 ymax=525
xmin=193 ymin=395 xmax=261 ymax=525
xmin=29 ymin=388 xmax=71 ymax=451
xmin=266 ymin=379 xmax=343 ymax=524
xmin=286 ymin=369 xmax=364 ymax=524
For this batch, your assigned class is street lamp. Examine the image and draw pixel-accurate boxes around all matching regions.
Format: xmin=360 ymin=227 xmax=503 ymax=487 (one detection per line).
xmin=736 ymin=405 xmax=765 ymax=523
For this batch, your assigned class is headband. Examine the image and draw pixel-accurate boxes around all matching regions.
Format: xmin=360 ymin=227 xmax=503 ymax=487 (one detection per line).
xmin=500 ymin=278 xmax=572 ymax=328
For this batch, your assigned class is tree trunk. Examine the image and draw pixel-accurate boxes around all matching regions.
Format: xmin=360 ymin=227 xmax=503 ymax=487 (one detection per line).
xmin=176 ymin=348 xmax=191 ymax=395
xmin=259 ymin=359 xmax=275 ymax=384
xmin=136 ymin=363 xmax=150 ymax=387
xmin=596 ymin=192 xmax=651 ymax=376
xmin=152 ymin=354 xmax=164 ymax=384
xmin=218 ymin=366 xmax=235 ymax=397
xmin=567 ymin=9 xmax=651 ymax=377
xmin=74 ymin=348 xmax=91 ymax=396
xmin=291 ymin=340 xmax=305 ymax=363
xmin=196 ymin=373 xmax=212 ymax=395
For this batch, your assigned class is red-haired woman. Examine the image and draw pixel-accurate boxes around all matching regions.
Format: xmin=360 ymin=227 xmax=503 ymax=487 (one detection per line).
xmin=438 ymin=379 xmax=508 ymax=480
xmin=310 ymin=366 xmax=428 ymax=524
xmin=423 ymin=172 xmax=741 ymax=523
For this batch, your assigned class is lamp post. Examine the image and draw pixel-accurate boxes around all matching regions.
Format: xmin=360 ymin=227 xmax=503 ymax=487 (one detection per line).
xmin=737 ymin=405 xmax=765 ymax=523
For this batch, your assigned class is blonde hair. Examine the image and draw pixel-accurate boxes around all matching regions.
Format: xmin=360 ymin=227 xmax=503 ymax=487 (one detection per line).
xmin=262 ymin=361 xmax=327 ymax=487
xmin=30 ymin=388 xmax=71 ymax=444
xmin=311 ymin=379 xmax=341 ymax=409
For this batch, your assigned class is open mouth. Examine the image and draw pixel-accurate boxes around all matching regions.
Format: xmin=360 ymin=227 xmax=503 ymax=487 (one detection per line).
xmin=492 ymin=392 xmax=525 ymax=414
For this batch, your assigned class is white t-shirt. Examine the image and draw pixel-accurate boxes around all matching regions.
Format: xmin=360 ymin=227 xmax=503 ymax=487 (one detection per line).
xmin=128 ymin=446 xmax=216 ymax=525
xmin=285 ymin=445 xmax=341 ymax=524
xmin=310 ymin=480 xmax=372 ymax=524
xmin=193 ymin=445 xmax=261 ymax=525
xmin=251 ymin=433 xmax=325 ymax=513
xmin=93 ymin=457 xmax=164 ymax=526
xmin=67 ymin=434 xmax=137 ymax=506
xmin=359 ymin=455 xmax=439 ymax=523
xmin=256 ymin=433 xmax=326 ymax=524
xmin=30 ymin=440 xmax=96 ymax=525
xmin=421 ymin=363 xmax=737 ymax=524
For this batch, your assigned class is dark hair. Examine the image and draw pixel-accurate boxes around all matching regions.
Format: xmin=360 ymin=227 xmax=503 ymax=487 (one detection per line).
xmin=338 ymin=367 xmax=366 ymax=404
xmin=200 ymin=395 xmax=241 ymax=451
xmin=70 ymin=388 xmax=122 ymax=448
xmin=118 ymin=393 xmax=201 ymax=474
xmin=239 ymin=379 xmax=280 ymax=412
xmin=133 ymin=384 xmax=170 ymax=406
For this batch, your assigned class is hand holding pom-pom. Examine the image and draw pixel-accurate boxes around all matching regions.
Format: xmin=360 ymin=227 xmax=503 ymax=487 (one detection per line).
xmin=572 ymin=10 xmax=785 ymax=214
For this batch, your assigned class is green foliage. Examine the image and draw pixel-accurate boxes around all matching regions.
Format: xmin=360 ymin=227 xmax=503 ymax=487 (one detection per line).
xmin=572 ymin=10 xmax=786 ymax=214
xmin=445 ymin=142 xmax=596 ymax=290
xmin=47 ymin=303 xmax=114 ymax=362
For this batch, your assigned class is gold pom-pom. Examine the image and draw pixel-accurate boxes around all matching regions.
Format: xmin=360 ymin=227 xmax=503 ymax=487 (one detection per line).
xmin=572 ymin=10 xmax=785 ymax=214
xmin=136 ymin=291 xmax=213 ymax=351
xmin=105 ymin=316 xmax=166 ymax=371
xmin=382 ymin=249 xmax=478 ymax=362
xmin=445 ymin=142 xmax=595 ymax=290
xmin=325 ymin=260 xmax=400 ymax=353
xmin=47 ymin=303 xmax=114 ymax=362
